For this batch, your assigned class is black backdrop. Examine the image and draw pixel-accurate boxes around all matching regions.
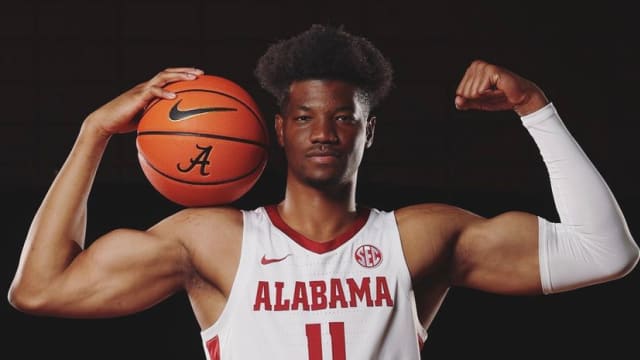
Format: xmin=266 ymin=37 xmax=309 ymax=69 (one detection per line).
xmin=2 ymin=1 xmax=638 ymax=359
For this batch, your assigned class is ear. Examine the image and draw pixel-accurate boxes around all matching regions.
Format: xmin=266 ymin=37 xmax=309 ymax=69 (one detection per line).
xmin=365 ymin=116 xmax=376 ymax=148
xmin=275 ymin=114 xmax=284 ymax=147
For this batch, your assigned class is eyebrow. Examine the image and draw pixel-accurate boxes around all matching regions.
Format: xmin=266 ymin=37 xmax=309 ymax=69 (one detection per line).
xmin=296 ymin=105 xmax=355 ymax=112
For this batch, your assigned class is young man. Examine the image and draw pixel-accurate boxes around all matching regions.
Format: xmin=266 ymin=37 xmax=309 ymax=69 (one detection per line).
xmin=8 ymin=24 xmax=638 ymax=359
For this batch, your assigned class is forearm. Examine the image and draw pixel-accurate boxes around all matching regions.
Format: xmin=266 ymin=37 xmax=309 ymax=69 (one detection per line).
xmin=10 ymin=119 xmax=111 ymax=299
xmin=522 ymin=104 xmax=639 ymax=293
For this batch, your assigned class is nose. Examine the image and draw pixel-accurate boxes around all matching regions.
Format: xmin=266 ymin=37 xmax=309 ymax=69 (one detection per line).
xmin=310 ymin=117 xmax=338 ymax=144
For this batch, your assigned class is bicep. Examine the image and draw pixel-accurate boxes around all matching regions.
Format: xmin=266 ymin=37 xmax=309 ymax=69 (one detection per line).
xmin=43 ymin=228 xmax=189 ymax=318
xmin=452 ymin=211 xmax=542 ymax=295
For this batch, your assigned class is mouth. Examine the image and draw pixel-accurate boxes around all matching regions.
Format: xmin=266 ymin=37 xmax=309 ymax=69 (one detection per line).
xmin=306 ymin=149 xmax=341 ymax=163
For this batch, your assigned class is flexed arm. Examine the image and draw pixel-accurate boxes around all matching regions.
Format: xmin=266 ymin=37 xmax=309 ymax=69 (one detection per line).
xmin=8 ymin=68 xmax=203 ymax=317
xmin=450 ymin=60 xmax=638 ymax=294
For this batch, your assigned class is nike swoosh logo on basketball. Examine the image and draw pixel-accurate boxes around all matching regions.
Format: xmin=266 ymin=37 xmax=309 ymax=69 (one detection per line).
xmin=261 ymin=254 xmax=292 ymax=265
xmin=168 ymin=99 xmax=237 ymax=121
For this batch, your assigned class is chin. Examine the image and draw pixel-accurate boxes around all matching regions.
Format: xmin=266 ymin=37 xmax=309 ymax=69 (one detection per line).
xmin=303 ymin=172 xmax=355 ymax=190
xmin=304 ymin=176 xmax=341 ymax=188
xmin=294 ymin=165 xmax=355 ymax=189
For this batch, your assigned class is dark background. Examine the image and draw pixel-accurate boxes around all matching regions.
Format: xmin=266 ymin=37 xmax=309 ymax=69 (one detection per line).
xmin=2 ymin=1 xmax=638 ymax=359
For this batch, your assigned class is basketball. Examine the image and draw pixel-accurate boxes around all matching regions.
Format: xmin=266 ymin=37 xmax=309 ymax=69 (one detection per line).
xmin=136 ymin=75 xmax=269 ymax=207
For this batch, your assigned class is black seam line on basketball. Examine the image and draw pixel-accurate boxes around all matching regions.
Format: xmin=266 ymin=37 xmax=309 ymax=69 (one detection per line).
xmin=140 ymin=152 xmax=267 ymax=186
xmin=142 ymin=88 xmax=269 ymax=140
xmin=168 ymin=99 xmax=237 ymax=121
xmin=137 ymin=131 xmax=268 ymax=149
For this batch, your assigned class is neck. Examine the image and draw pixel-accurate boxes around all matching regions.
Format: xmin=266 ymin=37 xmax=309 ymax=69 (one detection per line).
xmin=277 ymin=177 xmax=359 ymax=243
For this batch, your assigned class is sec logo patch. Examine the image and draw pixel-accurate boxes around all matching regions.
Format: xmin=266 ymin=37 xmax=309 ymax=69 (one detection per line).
xmin=355 ymin=245 xmax=382 ymax=268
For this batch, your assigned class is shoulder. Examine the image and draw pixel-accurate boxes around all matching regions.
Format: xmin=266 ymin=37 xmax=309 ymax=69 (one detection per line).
xmin=395 ymin=203 xmax=483 ymax=245
xmin=394 ymin=203 xmax=486 ymax=277
xmin=147 ymin=205 xmax=244 ymax=245
xmin=395 ymin=203 xmax=483 ymax=231
xmin=150 ymin=206 xmax=246 ymax=284
xmin=171 ymin=205 xmax=244 ymax=226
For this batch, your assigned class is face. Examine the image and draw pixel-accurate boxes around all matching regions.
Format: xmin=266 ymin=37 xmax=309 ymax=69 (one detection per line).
xmin=275 ymin=79 xmax=375 ymax=188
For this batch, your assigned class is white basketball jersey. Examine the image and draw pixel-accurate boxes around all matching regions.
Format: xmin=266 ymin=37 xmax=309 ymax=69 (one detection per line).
xmin=200 ymin=205 xmax=427 ymax=360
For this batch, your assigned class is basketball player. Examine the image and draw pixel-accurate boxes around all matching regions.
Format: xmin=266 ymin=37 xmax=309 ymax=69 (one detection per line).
xmin=8 ymin=24 xmax=638 ymax=359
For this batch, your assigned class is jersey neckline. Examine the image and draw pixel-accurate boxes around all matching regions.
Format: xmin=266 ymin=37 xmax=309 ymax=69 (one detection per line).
xmin=264 ymin=204 xmax=371 ymax=254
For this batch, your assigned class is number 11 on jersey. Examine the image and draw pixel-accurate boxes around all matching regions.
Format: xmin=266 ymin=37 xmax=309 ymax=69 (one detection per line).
xmin=305 ymin=322 xmax=346 ymax=360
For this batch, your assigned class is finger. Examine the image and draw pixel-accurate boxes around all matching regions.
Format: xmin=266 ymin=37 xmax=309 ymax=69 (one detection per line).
xmin=473 ymin=60 xmax=502 ymax=96
xmin=151 ymin=71 xmax=197 ymax=88
xmin=455 ymin=73 xmax=475 ymax=109
xmin=454 ymin=95 xmax=466 ymax=110
xmin=148 ymin=66 xmax=205 ymax=90
xmin=468 ymin=63 xmax=482 ymax=96
xmin=457 ymin=60 xmax=476 ymax=97
xmin=133 ymin=83 xmax=177 ymax=108
xmin=463 ymin=60 xmax=489 ymax=97
xmin=162 ymin=67 xmax=205 ymax=76
xmin=149 ymin=85 xmax=177 ymax=100
xmin=477 ymin=73 xmax=497 ymax=96
xmin=456 ymin=90 xmax=509 ymax=112
xmin=461 ymin=64 xmax=476 ymax=97
xmin=455 ymin=65 xmax=472 ymax=96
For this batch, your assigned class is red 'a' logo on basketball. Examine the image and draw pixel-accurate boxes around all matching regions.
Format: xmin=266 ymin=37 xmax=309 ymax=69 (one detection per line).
xmin=355 ymin=245 xmax=382 ymax=268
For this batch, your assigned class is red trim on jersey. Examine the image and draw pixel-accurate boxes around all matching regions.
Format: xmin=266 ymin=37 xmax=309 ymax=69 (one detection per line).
xmin=206 ymin=335 xmax=220 ymax=360
xmin=265 ymin=205 xmax=371 ymax=254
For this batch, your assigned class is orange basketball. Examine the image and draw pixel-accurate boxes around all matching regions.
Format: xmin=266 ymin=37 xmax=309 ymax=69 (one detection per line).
xmin=136 ymin=75 xmax=269 ymax=207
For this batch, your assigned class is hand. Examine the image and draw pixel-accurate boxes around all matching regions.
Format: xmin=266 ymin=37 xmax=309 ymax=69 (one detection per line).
xmin=84 ymin=67 xmax=204 ymax=137
xmin=454 ymin=60 xmax=549 ymax=116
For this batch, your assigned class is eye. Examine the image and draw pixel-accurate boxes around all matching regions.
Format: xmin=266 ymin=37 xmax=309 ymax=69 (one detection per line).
xmin=295 ymin=115 xmax=311 ymax=122
xmin=336 ymin=114 xmax=356 ymax=123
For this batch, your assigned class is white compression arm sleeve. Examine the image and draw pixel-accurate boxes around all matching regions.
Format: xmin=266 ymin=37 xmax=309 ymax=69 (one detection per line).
xmin=521 ymin=103 xmax=639 ymax=294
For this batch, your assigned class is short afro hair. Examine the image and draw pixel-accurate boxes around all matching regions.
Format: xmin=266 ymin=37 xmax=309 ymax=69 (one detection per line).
xmin=254 ymin=24 xmax=393 ymax=110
